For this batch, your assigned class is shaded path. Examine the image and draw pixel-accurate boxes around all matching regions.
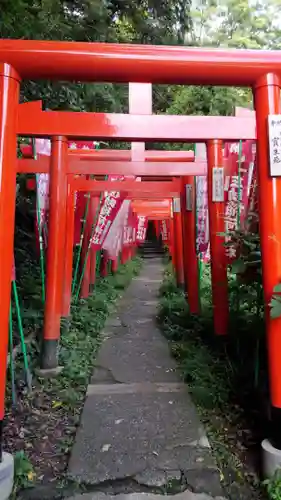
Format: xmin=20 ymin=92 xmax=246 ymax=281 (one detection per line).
xmin=68 ymin=258 xmax=227 ymax=500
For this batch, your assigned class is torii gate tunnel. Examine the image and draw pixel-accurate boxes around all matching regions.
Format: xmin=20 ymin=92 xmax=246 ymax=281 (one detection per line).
xmin=0 ymin=41 xmax=281 ymax=456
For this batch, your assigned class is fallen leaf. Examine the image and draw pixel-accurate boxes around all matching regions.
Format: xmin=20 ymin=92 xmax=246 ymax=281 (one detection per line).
xmin=52 ymin=401 xmax=62 ymax=409
xmin=27 ymin=471 xmax=36 ymax=482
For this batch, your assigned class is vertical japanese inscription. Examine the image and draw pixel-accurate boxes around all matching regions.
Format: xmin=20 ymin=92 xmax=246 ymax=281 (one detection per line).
xmin=186 ymin=184 xmax=193 ymax=211
xmin=268 ymin=115 xmax=281 ymax=176
xmin=212 ymin=167 xmax=224 ymax=202
xmin=173 ymin=197 xmax=181 ymax=213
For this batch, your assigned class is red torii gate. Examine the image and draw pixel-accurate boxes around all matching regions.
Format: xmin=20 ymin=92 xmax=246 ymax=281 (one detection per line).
xmin=0 ymin=41 xmax=280 ymax=465
xmin=17 ymin=106 xmax=256 ymax=344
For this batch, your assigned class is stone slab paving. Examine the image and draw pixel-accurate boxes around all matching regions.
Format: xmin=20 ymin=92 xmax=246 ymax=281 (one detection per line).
xmin=69 ymin=494 xmax=226 ymax=500
xmin=68 ymin=258 xmax=227 ymax=500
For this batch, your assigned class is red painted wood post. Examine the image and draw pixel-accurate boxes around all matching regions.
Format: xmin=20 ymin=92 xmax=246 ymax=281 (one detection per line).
xmin=0 ymin=64 xmax=20 ymax=451
xmin=173 ymin=197 xmax=185 ymax=288
xmin=90 ymin=249 xmax=97 ymax=291
xmin=100 ymin=250 xmax=109 ymax=277
xmin=80 ymin=191 xmax=91 ymax=299
xmin=169 ymin=215 xmax=176 ymax=269
xmin=111 ymin=258 xmax=118 ymax=274
xmin=121 ymin=248 xmax=126 ymax=265
xmin=90 ymin=196 xmax=99 ymax=290
xmin=41 ymin=136 xmax=68 ymax=372
xmin=154 ymin=220 xmax=160 ymax=241
xmin=62 ymin=179 xmax=75 ymax=317
xmin=181 ymin=176 xmax=200 ymax=314
xmin=254 ymin=73 xmax=281 ymax=449
xmin=207 ymin=139 xmax=229 ymax=335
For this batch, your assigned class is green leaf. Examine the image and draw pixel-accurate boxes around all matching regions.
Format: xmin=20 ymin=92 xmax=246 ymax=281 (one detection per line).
xmin=231 ymin=259 xmax=246 ymax=275
xmin=270 ymin=297 xmax=281 ymax=307
xmin=273 ymin=284 xmax=281 ymax=293
xmin=270 ymin=305 xmax=281 ymax=319
xmin=270 ymin=296 xmax=281 ymax=319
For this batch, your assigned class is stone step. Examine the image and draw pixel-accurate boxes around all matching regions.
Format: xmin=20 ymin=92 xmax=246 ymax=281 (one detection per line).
xmin=69 ymin=492 xmax=227 ymax=500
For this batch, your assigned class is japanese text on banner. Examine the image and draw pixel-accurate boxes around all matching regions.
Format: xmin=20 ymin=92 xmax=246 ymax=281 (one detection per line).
xmin=196 ymin=176 xmax=209 ymax=255
xmin=91 ymin=191 xmax=125 ymax=249
xmin=136 ymin=215 xmax=148 ymax=242
xmin=160 ymin=220 xmax=170 ymax=243
xmin=224 ymin=140 xmax=255 ymax=262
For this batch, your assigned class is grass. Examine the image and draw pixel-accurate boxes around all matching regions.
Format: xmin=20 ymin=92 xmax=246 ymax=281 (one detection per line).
xmin=157 ymin=262 xmax=266 ymax=500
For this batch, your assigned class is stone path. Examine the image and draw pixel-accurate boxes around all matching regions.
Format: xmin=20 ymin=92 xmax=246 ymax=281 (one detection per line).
xmin=68 ymin=258 xmax=227 ymax=500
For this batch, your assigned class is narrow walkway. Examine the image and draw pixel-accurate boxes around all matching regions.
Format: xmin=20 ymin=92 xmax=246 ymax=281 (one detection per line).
xmin=68 ymin=259 xmax=227 ymax=500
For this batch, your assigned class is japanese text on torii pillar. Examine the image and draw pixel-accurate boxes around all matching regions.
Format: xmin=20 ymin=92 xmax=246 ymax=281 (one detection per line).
xmin=268 ymin=115 xmax=281 ymax=176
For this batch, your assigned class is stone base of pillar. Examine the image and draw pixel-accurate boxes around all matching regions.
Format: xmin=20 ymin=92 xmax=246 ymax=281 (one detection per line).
xmin=35 ymin=366 xmax=63 ymax=378
xmin=0 ymin=452 xmax=14 ymax=500
xmin=262 ymin=438 xmax=281 ymax=478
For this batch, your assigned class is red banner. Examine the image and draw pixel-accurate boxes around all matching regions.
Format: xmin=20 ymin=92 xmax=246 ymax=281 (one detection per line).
xmin=160 ymin=219 xmax=170 ymax=243
xmin=196 ymin=175 xmax=209 ymax=255
xmin=35 ymin=139 xmax=51 ymax=248
xmin=123 ymin=206 xmax=136 ymax=247
xmin=102 ymin=200 xmax=130 ymax=258
xmin=247 ymin=160 xmax=258 ymax=233
xmin=74 ymin=191 xmax=87 ymax=245
xmin=91 ymin=191 xmax=126 ymax=249
xmin=68 ymin=140 xmax=99 ymax=150
xmin=224 ymin=140 xmax=256 ymax=263
xmin=195 ymin=144 xmax=209 ymax=257
xmin=101 ymin=175 xmax=137 ymax=255
xmin=136 ymin=215 xmax=148 ymax=243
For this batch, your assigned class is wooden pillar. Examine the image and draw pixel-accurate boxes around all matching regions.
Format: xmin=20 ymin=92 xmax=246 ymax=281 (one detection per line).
xmin=41 ymin=136 xmax=68 ymax=372
xmin=255 ymin=74 xmax=281 ymax=448
xmin=62 ymin=180 xmax=75 ymax=317
xmin=90 ymin=196 xmax=100 ymax=290
xmin=80 ymin=192 xmax=91 ymax=299
xmin=207 ymin=140 xmax=229 ymax=336
xmin=173 ymin=197 xmax=185 ymax=288
xmin=181 ymin=176 xmax=200 ymax=313
xmin=0 ymin=64 xmax=20 ymax=456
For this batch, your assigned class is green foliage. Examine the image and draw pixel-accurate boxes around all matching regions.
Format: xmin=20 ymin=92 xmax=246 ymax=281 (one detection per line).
xmin=158 ymin=262 xmax=266 ymax=497
xmin=11 ymin=255 xmax=142 ymax=496
xmin=270 ymin=284 xmax=281 ymax=320
xmin=158 ymin=264 xmax=230 ymax=409
xmin=13 ymin=450 xmax=36 ymax=495
xmin=163 ymin=0 xmax=281 ymax=132
xmin=225 ymin=222 xmax=281 ymax=320
xmin=264 ymin=469 xmax=281 ymax=500
xmin=188 ymin=0 xmax=281 ymax=49
xmin=228 ymin=229 xmax=261 ymax=282
xmin=167 ymin=85 xmax=252 ymax=118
